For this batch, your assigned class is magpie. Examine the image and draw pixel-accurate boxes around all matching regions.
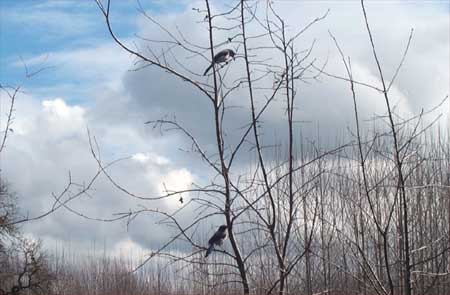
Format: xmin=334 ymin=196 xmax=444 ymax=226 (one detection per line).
xmin=203 ymin=49 xmax=235 ymax=76
xmin=205 ymin=225 xmax=227 ymax=257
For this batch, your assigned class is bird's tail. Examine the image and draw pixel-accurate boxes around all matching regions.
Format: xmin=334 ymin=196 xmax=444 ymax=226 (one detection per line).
xmin=205 ymin=243 xmax=214 ymax=257
xmin=203 ymin=63 xmax=213 ymax=76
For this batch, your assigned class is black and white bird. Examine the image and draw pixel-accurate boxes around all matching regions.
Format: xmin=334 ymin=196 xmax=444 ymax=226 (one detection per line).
xmin=205 ymin=225 xmax=228 ymax=257
xmin=203 ymin=49 xmax=235 ymax=76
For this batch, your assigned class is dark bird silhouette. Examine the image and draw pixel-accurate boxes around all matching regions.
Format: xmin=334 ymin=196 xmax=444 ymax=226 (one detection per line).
xmin=205 ymin=225 xmax=227 ymax=257
xmin=203 ymin=49 xmax=235 ymax=75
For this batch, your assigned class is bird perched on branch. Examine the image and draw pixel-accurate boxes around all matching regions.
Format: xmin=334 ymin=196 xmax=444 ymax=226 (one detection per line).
xmin=205 ymin=225 xmax=227 ymax=257
xmin=203 ymin=49 xmax=235 ymax=76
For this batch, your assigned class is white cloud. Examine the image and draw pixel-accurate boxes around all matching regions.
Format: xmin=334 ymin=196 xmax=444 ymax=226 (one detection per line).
xmin=16 ymin=42 xmax=133 ymax=91
xmin=158 ymin=168 xmax=194 ymax=207
xmin=1 ymin=94 xmax=191 ymax=252
xmin=132 ymin=152 xmax=170 ymax=166
xmin=111 ymin=238 xmax=149 ymax=260
xmin=42 ymin=98 xmax=86 ymax=134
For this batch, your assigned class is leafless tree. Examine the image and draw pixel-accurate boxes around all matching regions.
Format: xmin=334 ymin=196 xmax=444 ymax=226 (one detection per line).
xmin=42 ymin=1 xmax=450 ymax=295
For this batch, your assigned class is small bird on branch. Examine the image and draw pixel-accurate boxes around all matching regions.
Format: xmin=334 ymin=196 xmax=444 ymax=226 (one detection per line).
xmin=205 ymin=225 xmax=227 ymax=257
xmin=203 ymin=49 xmax=235 ymax=76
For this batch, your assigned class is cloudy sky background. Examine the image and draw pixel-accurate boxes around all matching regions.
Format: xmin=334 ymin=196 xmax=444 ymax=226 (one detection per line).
xmin=0 ymin=0 xmax=449 ymax=257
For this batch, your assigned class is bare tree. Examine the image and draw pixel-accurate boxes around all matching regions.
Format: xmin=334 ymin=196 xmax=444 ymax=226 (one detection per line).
xmin=44 ymin=1 xmax=449 ymax=295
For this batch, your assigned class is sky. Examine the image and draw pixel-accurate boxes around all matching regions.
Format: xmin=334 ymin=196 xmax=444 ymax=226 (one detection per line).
xmin=0 ymin=0 xmax=449 ymax=258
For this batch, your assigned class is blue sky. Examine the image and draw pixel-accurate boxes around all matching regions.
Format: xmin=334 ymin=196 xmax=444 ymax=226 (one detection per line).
xmin=2 ymin=1 xmax=126 ymax=102
xmin=1 ymin=0 xmax=448 ymax=104
xmin=1 ymin=0 xmax=188 ymax=104
xmin=0 ymin=0 xmax=448 ymax=256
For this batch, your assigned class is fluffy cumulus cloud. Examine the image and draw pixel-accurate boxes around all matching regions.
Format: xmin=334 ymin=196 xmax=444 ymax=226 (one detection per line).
xmin=0 ymin=92 xmax=197 ymax=254
xmin=0 ymin=0 xmax=448 ymax=256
